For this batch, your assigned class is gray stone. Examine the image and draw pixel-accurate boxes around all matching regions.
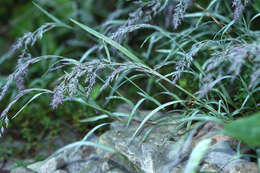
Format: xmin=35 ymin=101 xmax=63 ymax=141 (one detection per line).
xmin=228 ymin=162 xmax=258 ymax=173
xmin=98 ymin=119 xmax=185 ymax=173
xmin=27 ymin=156 xmax=65 ymax=173
xmin=37 ymin=129 xmax=79 ymax=157
xmin=10 ymin=104 xmax=259 ymax=173
xmin=204 ymin=141 xmax=248 ymax=172
xmin=40 ymin=157 xmax=65 ymax=173
xmin=27 ymin=161 xmax=45 ymax=172
xmin=11 ymin=167 xmax=36 ymax=173
xmin=114 ymin=103 xmax=165 ymax=123
xmin=98 ymin=114 xmax=258 ymax=173
xmin=58 ymin=136 xmax=103 ymax=173
xmin=107 ymin=168 xmax=127 ymax=173
xmin=199 ymin=162 xmax=219 ymax=172
xmin=53 ymin=170 xmax=68 ymax=173
xmin=171 ymin=166 xmax=184 ymax=173
xmin=64 ymin=156 xmax=103 ymax=173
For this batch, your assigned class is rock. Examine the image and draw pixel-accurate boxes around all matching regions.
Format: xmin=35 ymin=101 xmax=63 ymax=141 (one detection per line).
xmin=40 ymin=157 xmax=65 ymax=173
xmin=37 ymin=129 xmax=79 ymax=157
xmin=2 ymin=159 xmax=34 ymax=172
xmin=64 ymin=156 xmax=103 ymax=173
xmin=99 ymin=116 xmax=258 ymax=173
xmin=53 ymin=170 xmax=68 ymax=173
xmin=100 ymin=153 xmax=138 ymax=173
xmin=228 ymin=162 xmax=258 ymax=173
xmin=27 ymin=156 xmax=65 ymax=173
xmin=61 ymin=137 xmax=103 ymax=173
xmin=98 ymin=119 xmax=186 ymax=173
xmin=27 ymin=161 xmax=45 ymax=172
xmin=204 ymin=141 xmax=249 ymax=172
xmin=199 ymin=162 xmax=219 ymax=172
xmin=10 ymin=104 xmax=259 ymax=173
xmin=10 ymin=167 xmax=36 ymax=173
xmin=171 ymin=167 xmax=184 ymax=173
xmin=106 ymin=168 xmax=126 ymax=173
xmin=114 ymin=103 xmax=165 ymax=123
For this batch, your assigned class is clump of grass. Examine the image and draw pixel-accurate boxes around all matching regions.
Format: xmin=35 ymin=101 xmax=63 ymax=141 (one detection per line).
xmin=199 ymin=41 xmax=260 ymax=97
xmin=0 ymin=0 xmax=259 ymax=171
xmin=0 ymin=0 xmax=258 ymax=138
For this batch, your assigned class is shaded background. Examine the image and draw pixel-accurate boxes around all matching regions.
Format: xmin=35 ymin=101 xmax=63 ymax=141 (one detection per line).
xmin=0 ymin=0 xmax=118 ymax=160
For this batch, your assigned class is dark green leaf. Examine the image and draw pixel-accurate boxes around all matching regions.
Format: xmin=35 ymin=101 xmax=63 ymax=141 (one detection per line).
xmin=223 ymin=112 xmax=260 ymax=148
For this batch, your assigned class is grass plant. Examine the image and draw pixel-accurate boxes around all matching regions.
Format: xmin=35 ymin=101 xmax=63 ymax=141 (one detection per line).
xmin=0 ymin=0 xmax=259 ymax=171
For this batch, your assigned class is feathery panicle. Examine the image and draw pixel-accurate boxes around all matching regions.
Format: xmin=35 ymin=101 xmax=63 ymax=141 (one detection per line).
xmin=201 ymin=42 xmax=260 ymax=96
xmin=100 ymin=64 xmax=129 ymax=92
xmin=85 ymin=63 xmax=105 ymax=98
xmin=0 ymin=53 xmax=33 ymax=101
xmin=172 ymin=0 xmax=191 ymax=29
xmin=226 ymin=45 xmax=248 ymax=81
xmin=0 ymin=23 xmax=56 ymax=102
xmin=108 ymin=0 xmax=192 ymax=43
xmin=12 ymin=23 xmax=56 ymax=93
xmin=0 ymin=75 xmax=14 ymax=101
xmin=198 ymin=74 xmax=224 ymax=98
xmin=51 ymin=81 xmax=66 ymax=109
xmin=0 ymin=55 xmax=52 ymax=103
xmin=164 ymin=1 xmax=177 ymax=28
xmin=50 ymin=58 xmax=151 ymax=109
xmin=11 ymin=23 xmax=56 ymax=52
xmin=249 ymin=68 xmax=260 ymax=89
xmin=127 ymin=0 xmax=161 ymax=26
xmin=14 ymin=51 xmax=32 ymax=92
xmin=110 ymin=24 xmax=153 ymax=43
xmin=51 ymin=59 xmax=105 ymax=108
xmin=232 ymin=0 xmax=249 ymax=20
xmin=110 ymin=0 xmax=166 ymax=43
xmin=172 ymin=42 xmax=204 ymax=84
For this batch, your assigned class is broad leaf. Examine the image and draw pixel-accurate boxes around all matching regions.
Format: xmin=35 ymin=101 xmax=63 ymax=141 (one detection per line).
xmin=223 ymin=112 xmax=260 ymax=148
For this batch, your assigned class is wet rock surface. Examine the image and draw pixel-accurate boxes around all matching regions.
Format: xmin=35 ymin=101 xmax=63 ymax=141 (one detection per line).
xmin=7 ymin=105 xmax=259 ymax=173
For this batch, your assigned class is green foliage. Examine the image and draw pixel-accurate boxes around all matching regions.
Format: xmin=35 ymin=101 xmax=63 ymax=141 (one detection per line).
xmin=0 ymin=0 xmax=119 ymax=157
xmin=185 ymin=138 xmax=212 ymax=173
xmin=0 ymin=0 xmax=259 ymax=166
xmin=223 ymin=111 xmax=260 ymax=148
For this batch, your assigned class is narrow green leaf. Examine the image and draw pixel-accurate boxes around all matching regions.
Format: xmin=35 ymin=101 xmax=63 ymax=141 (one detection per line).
xmin=12 ymin=92 xmax=48 ymax=119
xmin=53 ymin=141 xmax=116 ymax=155
xmin=80 ymin=115 xmax=109 ymax=123
xmin=70 ymin=18 xmax=144 ymax=64
xmin=33 ymin=2 xmax=72 ymax=29
xmin=184 ymin=138 xmax=212 ymax=173
xmin=131 ymin=100 xmax=183 ymax=140
xmin=106 ymin=96 xmax=134 ymax=107
xmin=127 ymin=98 xmax=146 ymax=127
xmin=82 ymin=123 xmax=110 ymax=141
xmin=90 ymin=84 xmax=101 ymax=100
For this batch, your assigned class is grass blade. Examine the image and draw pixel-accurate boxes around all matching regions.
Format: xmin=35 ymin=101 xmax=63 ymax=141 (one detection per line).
xmin=70 ymin=18 xmax=144 ymax=64
xmin=33 ymin=2 xmax=72 ymax=29
xmin=184 ymin=138 xmax=211 ymax=173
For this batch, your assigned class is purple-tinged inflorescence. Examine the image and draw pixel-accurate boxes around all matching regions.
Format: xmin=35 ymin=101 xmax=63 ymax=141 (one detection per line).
xmin=232 ymin=0 xmax=249 ymax=20
xmin=172 ymin=0 xmax=191 ymax=29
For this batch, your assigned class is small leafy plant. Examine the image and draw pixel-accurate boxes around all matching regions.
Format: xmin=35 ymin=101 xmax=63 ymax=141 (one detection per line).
xmin=223 ymin=111 xmax=260 ymax=148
